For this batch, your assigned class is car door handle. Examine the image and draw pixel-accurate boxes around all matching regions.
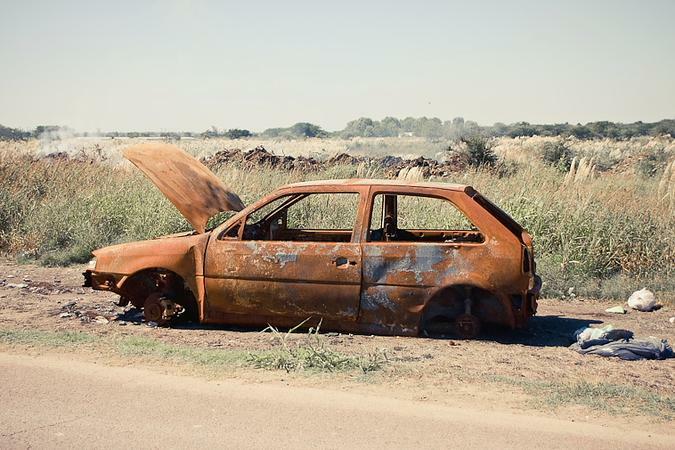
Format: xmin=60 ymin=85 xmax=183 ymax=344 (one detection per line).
xmin=333 ymin=257 xmax=357 ymax=268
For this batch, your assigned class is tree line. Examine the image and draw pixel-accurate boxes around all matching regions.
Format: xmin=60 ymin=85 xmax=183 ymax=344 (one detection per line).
xmin=2 ymin=117 xmax=674 ymax=141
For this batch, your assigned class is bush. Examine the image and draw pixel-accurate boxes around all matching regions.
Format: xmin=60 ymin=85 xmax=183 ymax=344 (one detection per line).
xmin=447 ymin=135 xmax=499 ymax=168
xmin=541 ymin=141 xmax=574 ymax=172
xmin=637 ymin=147 xmax=669 ymax=177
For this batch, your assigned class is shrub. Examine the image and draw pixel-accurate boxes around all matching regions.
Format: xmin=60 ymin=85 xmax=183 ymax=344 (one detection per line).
xmin=446 ymin=135 xmax=499 ymax=168
xmin=541 ymin=141 xmax=574 ymax=172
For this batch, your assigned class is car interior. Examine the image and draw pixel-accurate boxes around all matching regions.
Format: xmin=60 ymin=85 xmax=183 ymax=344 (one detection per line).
xmin=223 ymin=192 xmax=484 ymax=244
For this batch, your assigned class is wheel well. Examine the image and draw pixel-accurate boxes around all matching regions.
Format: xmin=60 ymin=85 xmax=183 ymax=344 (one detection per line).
xmin=420 ymin=284 xmax=508 ymax=334
xmin=120 ymin=268 xmax=197 ymax=314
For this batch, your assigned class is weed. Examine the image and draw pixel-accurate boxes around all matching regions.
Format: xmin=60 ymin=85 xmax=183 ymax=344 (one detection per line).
xmin=248 ymin=320 xmax=388 ymax=373
xmin=488 ymin=375 xmax=675 ymax=419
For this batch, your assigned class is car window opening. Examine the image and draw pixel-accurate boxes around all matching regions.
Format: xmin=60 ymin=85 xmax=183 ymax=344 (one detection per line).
xmin=239 ymin=192 xmax=359 ymax=243
xmin=368 ymin=193 xmax=484 ymax=244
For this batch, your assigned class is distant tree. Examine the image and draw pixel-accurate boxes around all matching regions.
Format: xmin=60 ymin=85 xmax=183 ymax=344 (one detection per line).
xmin=400 ymin=117 xmax=417 ymax=133
xmin=379 ymin=116 xmax=401 ymax=136
xmin=342 ymin=117 xmax=376 ymax=138
xmin=415 ymin=117 xmax=444 ymax=138
xmin=0 ymin=124 xmax=31 ymax=140
xmin=261 ymin=123 xmax=326 ymax=139
xmin=289 ymin=122 xmax=326 ymax=138
xmin=507 ymin=122 xmax=537 ymax=138
xmin=225 ymin=128 xmax=252 ymax=139
xmin=570 ymin=124 xmax=593 ymax=139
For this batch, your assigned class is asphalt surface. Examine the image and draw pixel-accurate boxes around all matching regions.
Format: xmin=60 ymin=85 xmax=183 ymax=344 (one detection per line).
xmin=1 ymin=353 xmax=672 ymax=449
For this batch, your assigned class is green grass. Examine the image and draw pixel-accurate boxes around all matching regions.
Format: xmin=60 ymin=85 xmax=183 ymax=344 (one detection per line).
xmin=0 ymin=327 xmax=387 ymax=374
xmin=0 ymin=329 xmax=97 ymax=346
xmin=116 ymin=336 xmax=249 ymax=368
xmin=488 ymin=375 xmax=675 ymax=420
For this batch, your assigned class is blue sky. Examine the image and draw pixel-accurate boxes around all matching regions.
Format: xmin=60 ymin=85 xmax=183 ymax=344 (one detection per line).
xmin=1 ymin=0 xmax=673 ymax=131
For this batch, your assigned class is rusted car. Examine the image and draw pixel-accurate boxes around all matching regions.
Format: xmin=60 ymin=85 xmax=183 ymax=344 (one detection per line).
xmin=84 ymin=143 xmax=541 ymax=338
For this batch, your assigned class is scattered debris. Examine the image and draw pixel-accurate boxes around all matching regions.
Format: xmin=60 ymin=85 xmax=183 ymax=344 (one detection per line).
xmin=605 ymin=306 xmax=626 ymax=314
xmin=94 ymin=316 xmax=109 ymax=324
xmin=59 ymin=312 xmax=72 ymax=318
xmin=669 ymin=317 xmax=675 ymax=324
xmin=6 ymin=283 xmax=28 ymax=289
xmin=571 ymin=325 xmax=673 ymax=360
xmin=574 ymin=325 xmax=632 ymax=345
xmin=147 ymin=321 xmax=158 ymax=328
xmin=115 ymin=308 xmax=144 ymax=323
xmin=627 ymin=288 xmax=658 ymax=312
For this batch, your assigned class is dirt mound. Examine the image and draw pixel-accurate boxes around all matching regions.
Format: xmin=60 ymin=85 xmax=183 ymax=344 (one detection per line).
xmin=201 ymin=146 xmax=467 ymax=177
xmin=202 ymin=146 xmax=322 ymax=172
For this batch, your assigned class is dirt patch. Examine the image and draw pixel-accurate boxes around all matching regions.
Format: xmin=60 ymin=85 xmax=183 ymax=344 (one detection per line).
xmin=1 ymin=257 xmax=674 ymax=421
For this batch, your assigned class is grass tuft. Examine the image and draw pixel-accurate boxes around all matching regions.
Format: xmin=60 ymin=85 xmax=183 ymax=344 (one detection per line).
xmin=248 ymin=321 xmax=388 ymax=373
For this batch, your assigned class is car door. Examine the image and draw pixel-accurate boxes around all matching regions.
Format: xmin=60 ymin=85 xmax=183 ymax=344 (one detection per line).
xmin=203 ymin=190 xmax=364 ymax=324
xmin=359 ymin=189 xmax=487 ymax=331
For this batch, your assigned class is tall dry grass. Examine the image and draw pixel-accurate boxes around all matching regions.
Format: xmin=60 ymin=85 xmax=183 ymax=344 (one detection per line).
xmin=0 ymin=137 xmax=673 ymax=301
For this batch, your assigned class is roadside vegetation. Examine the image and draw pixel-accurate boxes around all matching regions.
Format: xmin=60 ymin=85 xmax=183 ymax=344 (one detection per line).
xmin=0 ymin=135 xmax=673 ymax=301
xmin=488 ymin=375 xmax=675 ymax=420
xmin=0 ymin=327 xmax=386 ymax=375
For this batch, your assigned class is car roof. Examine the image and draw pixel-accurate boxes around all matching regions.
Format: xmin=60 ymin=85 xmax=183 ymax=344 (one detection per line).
xmin=278 ymin=178 xmax=472 ymax=192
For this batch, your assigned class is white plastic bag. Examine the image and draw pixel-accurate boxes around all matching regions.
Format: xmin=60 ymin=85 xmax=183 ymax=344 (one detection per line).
xmin=627 ymin=288 xmax=657 ymax=312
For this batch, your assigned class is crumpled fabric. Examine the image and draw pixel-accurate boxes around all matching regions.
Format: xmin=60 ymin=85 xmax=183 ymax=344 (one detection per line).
xmin=570 ymin=325 xmax=673 ymax=360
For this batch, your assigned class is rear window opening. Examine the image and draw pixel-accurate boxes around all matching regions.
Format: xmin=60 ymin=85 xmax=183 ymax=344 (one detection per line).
xmin=368 ymin=193 xmax=484 ymax=244
xmin=472 ymin=193 xmax=524 ymax=239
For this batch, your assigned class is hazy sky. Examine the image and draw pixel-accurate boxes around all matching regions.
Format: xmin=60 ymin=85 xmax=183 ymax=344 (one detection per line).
xmin=1 ymin=0 xmax=674 ymax=132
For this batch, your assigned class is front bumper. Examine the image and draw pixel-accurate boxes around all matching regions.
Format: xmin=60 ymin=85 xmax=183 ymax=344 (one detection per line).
xmin=82 ymin=269 xmax=93 ymax=287
xmin=82 ymin=269 xmax=122 ymax=292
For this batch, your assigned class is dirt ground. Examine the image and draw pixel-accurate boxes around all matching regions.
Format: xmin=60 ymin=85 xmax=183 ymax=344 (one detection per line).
xmin=1 ymin=257 xmax=674 ymax=429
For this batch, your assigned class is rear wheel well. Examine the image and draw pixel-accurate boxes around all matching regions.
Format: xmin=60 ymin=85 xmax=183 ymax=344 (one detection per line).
xmin=120 ymin=268 xmax=198 ymax=320
xmin=420 ymin=284 xmax=507 ymax=337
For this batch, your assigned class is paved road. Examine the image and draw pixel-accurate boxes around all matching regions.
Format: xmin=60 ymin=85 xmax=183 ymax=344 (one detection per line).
xmin=0 ymin=353 xmax=672 ymax=449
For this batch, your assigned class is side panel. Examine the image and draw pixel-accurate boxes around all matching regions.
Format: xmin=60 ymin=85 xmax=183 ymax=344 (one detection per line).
xmin=204 ymin=240 xmax=362 ymax=324
xmin=359 ymin=242 xmax=510 ymax=331
xmin=357 ymin=187 xmax=526 ymax=333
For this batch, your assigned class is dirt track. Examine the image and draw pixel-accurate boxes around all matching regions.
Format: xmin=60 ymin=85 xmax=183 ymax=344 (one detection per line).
xmin=1 ymin=352 xmax=673 ymax=449
xmin=1 ymin=257 xmax=674 ymax=447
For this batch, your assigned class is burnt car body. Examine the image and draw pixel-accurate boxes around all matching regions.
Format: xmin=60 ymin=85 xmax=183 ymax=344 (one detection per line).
xmin=84 ymin=143 xmax=541 ymax=338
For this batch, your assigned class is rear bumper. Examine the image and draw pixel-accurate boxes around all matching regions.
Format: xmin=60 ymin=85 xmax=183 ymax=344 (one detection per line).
xmin=527 ymin=274 xmax=542 ymax=314
xmin=529 ymin=274 xmax=542 ymax=296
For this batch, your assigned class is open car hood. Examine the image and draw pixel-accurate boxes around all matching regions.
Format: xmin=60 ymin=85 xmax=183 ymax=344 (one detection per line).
xmin=123 ymin=143 xmax=245 ymax=233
